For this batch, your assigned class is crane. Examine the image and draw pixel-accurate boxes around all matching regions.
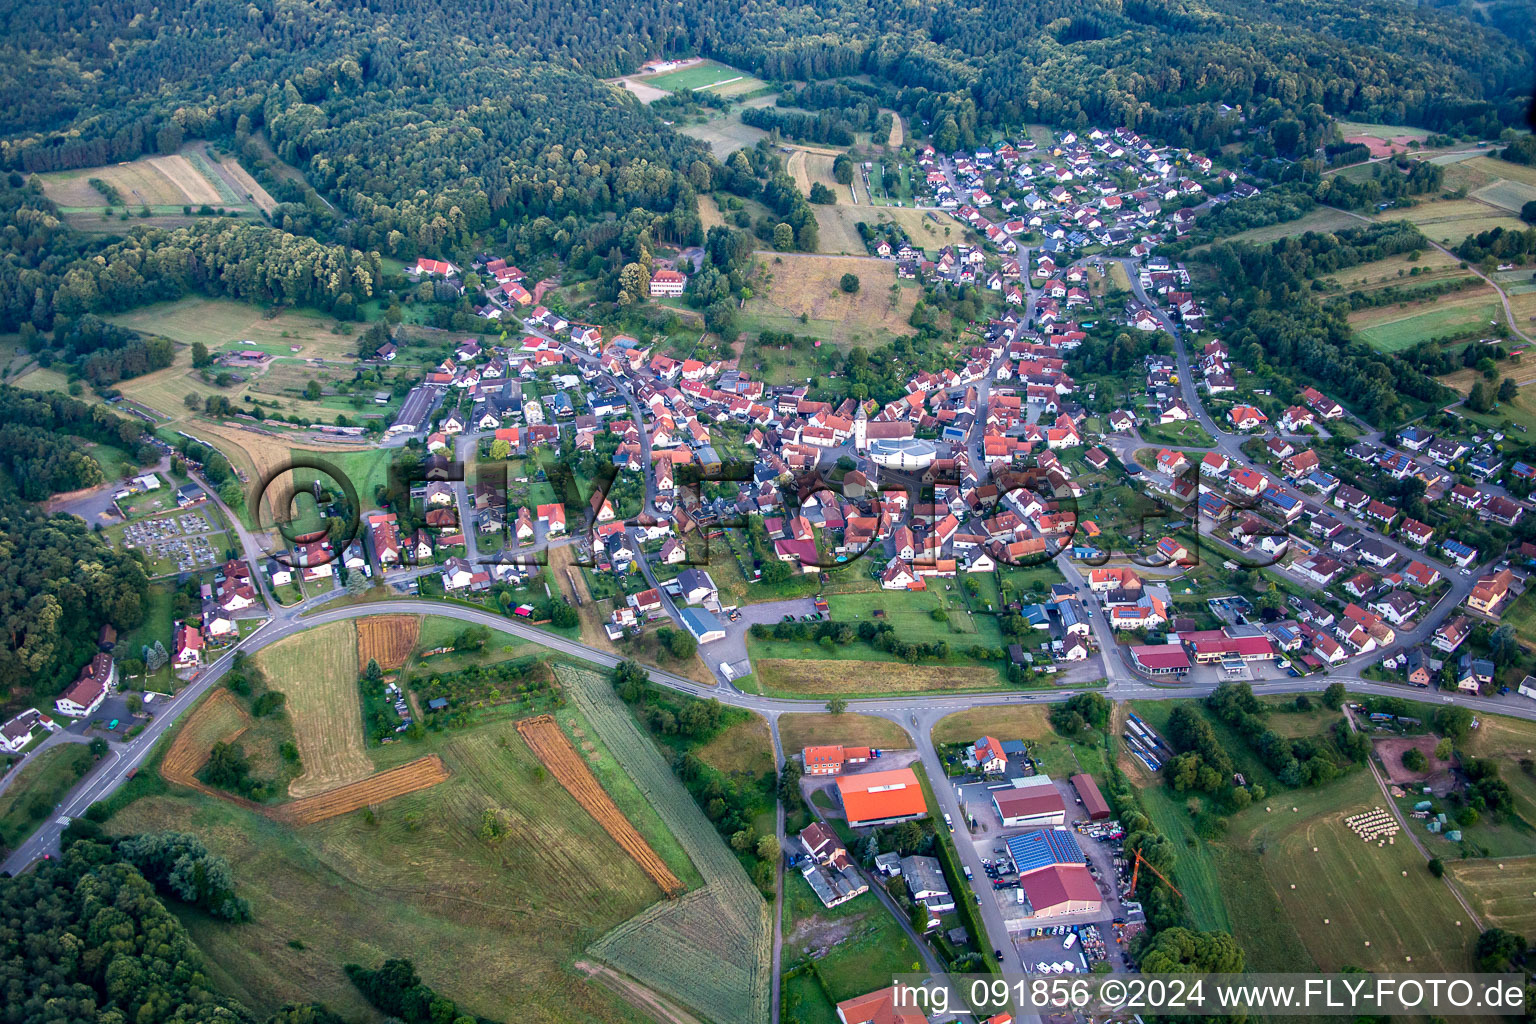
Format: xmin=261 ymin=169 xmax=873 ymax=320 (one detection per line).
xmin=1129 ymin=847 xmax=1184 ymax=900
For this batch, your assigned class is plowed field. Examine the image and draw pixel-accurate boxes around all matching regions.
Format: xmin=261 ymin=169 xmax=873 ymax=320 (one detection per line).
xmin=518 ymin=714 xmax=684 ymax=895
xmin=270 ymin=755 xmax=451 ymax=826
xmin=357 ymin=614 xmax=421 ymax=671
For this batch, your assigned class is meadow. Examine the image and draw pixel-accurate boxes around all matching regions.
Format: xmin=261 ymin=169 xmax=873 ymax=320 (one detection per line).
xmin=1446 ymin=857 xmax=1536 ymax=935
xmin=679 ymin=113 xmax=770 ymax=158
xmin=1349 ymin=290 xmax=1503 ymax=352
xmin=0 ymin=744 xmax=97 ymax=856
xmin=1370 ymin=199 xmax=1527 ymax=245
xmin=779 ymin=713 xmax=911 ymax=753
xmin=35 ymin=150 xmax=245 ymax=228
xmin=741 ymin=254 xmax=920 ymax=349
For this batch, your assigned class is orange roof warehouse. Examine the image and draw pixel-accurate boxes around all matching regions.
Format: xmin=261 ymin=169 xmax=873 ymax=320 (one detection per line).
xmin=835 ymin=767 xmax=928 ymax=827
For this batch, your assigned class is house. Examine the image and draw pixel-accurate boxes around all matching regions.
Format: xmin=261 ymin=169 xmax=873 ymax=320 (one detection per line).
xmin=972 ymin=735 xmax=1008 ymax=774
xmin=1456 ymin=654 xmax=1495 ymax=694
xmin=649 ymin=269 xmax=687 ymax=297
xmin=1130 ymin=643 xmax=1191 ymax=675
xmin=537 ymin=503 xmax=567 ymax=535
xmin=1469 ymin=568 xmax=1515 ymax=616
xmin=837 ymin=768 xmax=927 ymax=827
xmin=173 ymin=623 xmax=204 ymax=668
xmin=676 ymin=568 xmax=718 ymax=605
xmin=1228 ymin=405 xmax=1268 ymax=431
xmin=834 ymin=988 xmax=928 ymax=1024
xmin=900 ymin=854 xmax=955 ymax=912
xmin=0 ymin=709 xmax=53 ymax=754
xmin=1432 ymin=615 xmax=1472 ymax=653
xmin=1155 ymin=448 xmax=1188 ymax=475
xmin=803 ymin=745 xmax=873 ymax=775
xmin=55 ymin=653 xmax=116 ymax=717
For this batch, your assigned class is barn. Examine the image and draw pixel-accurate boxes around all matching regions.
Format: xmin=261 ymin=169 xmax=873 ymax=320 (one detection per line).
xmin=991 ymin=775 xmax=1065 ymax=827
xmin=1070 ymin=773 xmax=1111 ymax=821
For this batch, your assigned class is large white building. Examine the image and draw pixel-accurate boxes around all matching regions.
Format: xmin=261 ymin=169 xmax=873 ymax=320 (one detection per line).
xmin=868 ymin=438 xmax=937 ymax=470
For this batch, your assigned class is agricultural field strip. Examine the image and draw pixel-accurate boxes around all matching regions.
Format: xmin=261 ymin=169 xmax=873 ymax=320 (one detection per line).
xmin=357 ymin=614 xmax=422 ymax=671
xmin=559 ymin=665 xmax=771 ymax=1024
xmin=270 ymin=755 xmax=451 ymax=826
xmin=517 ymin=714 xmax=684 ymax=895
xmin=161 ymin=689 xmax=252 ymax=787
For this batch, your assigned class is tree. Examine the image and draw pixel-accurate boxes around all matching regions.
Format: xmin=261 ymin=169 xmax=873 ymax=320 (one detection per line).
xmin=1138 ymin=927 xmax=1246 ymax=974
xmin=773 ymin=223 xmax=795 ymax=250
xmin=1428 ymin=857 xmax=1445 ymax=877
xmin=1522 ymin=200 xmax=1536 ymax=226
xmin=832 ymin=155 xmax=854 ymax=185
xmin=304 ymin=380 xmax=322 ymax=401
xmin=1322 ymin=682 xmax=1346 ymax=709
xmin=1499 ymin=377 xmax=1519 ymax=402
xmin=1467 ymin=380 xmax=1492 ymax=413
xmin=1437 ymin=705 xmax=1474 ymax=741
xmin=839 ymin=273 xmax=860 ymax=294
xmin=1474 ymin=928 xmax=1528 ymax=972
xmin=667 ymin=628 xmax=697 ymax=660
xmin=1402 ymin=747 xmax=1428 ymax=772
xmin=489 ymin=439 xmax=511 ymax=460
xmin=808 ymin=182 xmax=836 ymax=204
xmin=191 ymin=341 xmax=212 ymax=367
xmin=619 ymin=262 xmax=650 ymax=304
xmin=827 ymin=697 xmax=848 ymax=714
xmin=756 ymin=834 xmax=780 ymax=861
xmin=184 ymin=391 xmax=202 ymax=410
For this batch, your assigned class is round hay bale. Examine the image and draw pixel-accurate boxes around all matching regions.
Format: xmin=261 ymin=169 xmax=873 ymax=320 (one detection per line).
xmin=1324 ymin=919 xmax=1330 ymax=924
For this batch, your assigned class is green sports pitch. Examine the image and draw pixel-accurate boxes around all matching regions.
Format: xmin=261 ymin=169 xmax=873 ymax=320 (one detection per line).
xmin=642 ymin=60 xmax=746 ymax=92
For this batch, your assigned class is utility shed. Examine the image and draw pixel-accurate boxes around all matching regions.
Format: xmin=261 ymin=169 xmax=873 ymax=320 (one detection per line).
xmin=1070 ymin=772 xmax=1111 ymax=821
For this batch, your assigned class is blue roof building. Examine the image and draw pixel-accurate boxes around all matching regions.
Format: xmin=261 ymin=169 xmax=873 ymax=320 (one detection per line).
xmin=1005 ymin=828 xmax=1084 ymax=874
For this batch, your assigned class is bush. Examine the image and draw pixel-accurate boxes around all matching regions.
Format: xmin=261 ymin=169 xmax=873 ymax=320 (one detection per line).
xmin=1402 ymin=747 xmax=1428 ymax=772
xmin=838 ymin=273 xmax=860 ymax=294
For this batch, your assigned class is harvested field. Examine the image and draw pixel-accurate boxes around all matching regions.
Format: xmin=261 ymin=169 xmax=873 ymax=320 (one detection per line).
xmin=1472 ymin=179 xmax=1536 ymax=214
xmin=161 ymin=689 xmax=252 ymax=788
xmin=1320 ymin=248 xmax=1467 ymax=292
xmin=743 ymin=254 xmax=919 ymax=347
xmin=812 ymin=205 xmax=866 ymax=254
xmin=213 ymin=153 xmax=278 ymax=214
xmin=617 ymin=78 xmax=669 ymax=104
xmin=699 ymin=196 xmax=726 ymax=231
xmin=1446 ymin=857 xmax=1536 ymax=935
xmin=753 ymin=658 xmax=1003 ymax=696
xmin=518 ymin=714 xmax=685 ymax=895
xmin=778 ymin=713 xmax=911 ymax=753
xmin=37 ymin=157 xmax=201 ymax=208
xmin=253 ymin=621 xmax=373 ymax=798
xmin=1371 ymin=199 xmax=1526 ymax=243
xmin=358 ymin=614 xmax=422 ymax=671
xmin=559 ymin=665 xmax=771 ymax=1024
xmin=883 ymin=110 xmax=903 ymax=148
xmin=678 ymin=114 xmax=768 ymax=159
xmin=271 ymin=755 xmax=450 ymax=826
xmin=147 ymin=155 xmax=223 ymax=205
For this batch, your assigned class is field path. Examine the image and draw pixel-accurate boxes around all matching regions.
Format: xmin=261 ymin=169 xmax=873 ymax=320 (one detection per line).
xmin=1345 ymin=707 xmax=1483 ymax=929
xmin=883 ymin=110 xmax=903 ymax=149
xmin=1329 ymin=205 xmax=1534 ymax=345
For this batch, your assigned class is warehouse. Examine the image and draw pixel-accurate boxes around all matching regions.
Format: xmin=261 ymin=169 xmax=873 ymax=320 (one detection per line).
xmin=991 ymin=775 xmax=1066 ymax=827
xmin=1004 ymin=828 xmax=1084 ymax=875
xmin=388 ymin=385 xmax=440 ymax=436
xmin=679 ymin=607 xmax=726 ymax=644
xmin=1070 ymin=773 xmax=1111 ymax=821
xmin=836 ymin=768 xmax=927 ymax=827
xmin=1018 ymin=863 xmax=1102 ymax=918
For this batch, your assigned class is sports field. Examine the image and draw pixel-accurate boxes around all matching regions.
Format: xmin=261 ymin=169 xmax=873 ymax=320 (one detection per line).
xmin=741 ymin=254 xmax=920 ymax=348
xmin=252 ymin=621 xmax=374 ymax=797
xmin=1349 ymin=289 xmax=1502 ymax=352
xmin=642 ymin=60 xmax=755 ymax=93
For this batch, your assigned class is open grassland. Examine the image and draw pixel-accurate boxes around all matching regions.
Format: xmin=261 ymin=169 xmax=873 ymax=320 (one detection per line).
xmin=161 ymin=688 xmax=252 ymax=789
xmin=107 ymin=712 xmax=682 ymax=1024
xmin=1349 ymin=288 xmax=1502 ymax=352
xmin=679 ymin=113 xmax=769 ymax=159
xmin=694 ymin=714 xmax=776 ymax=779
xmin=1320 ymin=248 xmax=1469 ymax=292
xmin=1371 ymin=199 xmax=1527 ymax=244
xmin=271 ymin=755 xmax=450 ymax=826
xmin=559 ymin=665 xmax=771 ymax=1024
xmin=253 ymin=621 xmax=373 ymax=797
xmin=752 ymin=658 xmax=1004 ymax=697
xmin=213 ymin=151 xmax=278 ymax=214
xmin=699 ymin=195 xmax=726 ymax=230
xmin=1472 ymin=179 xmax=1536 ymax=214
xmin=783 ymin=871 xmax=921 ymax=1005
xmin=0 ymin=744 xmax=97 ymax=855
xmin=1461 ymin=714 xmax=1536 ymax=827
xmin=811 ymin=205 xmax=866 ymax=255
xmin=1233 ymin=770 xmax=1470 ymax=971
xmin=1216 ymin=207 xmax=1363 ymax=246
xmin=357 ymin=614 xmax=422 ymax=671
xmin=883 ymin=110 xmax=903 ymax=148
xmin=779 ymin=713 xmax=911 ymax=753
xmin=743 ymin=254 xmax=919 ymax=348
xmin=106 ymin=297 xmax=363 ymax=360
xmin=1446 ymin=857 xmax=1536 ymax=935
xmin=519 ymin=714 xmax=685 ymax=895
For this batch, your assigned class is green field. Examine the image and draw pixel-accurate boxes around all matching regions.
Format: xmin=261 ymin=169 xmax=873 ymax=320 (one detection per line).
xmin=0 ymin=744 xmax=98 ymax=856
xmin=643 ymin=60 xmax=754 ymax=92
xmin=1214 ymin=207 xmax=1363 ymax=246
xmin=1446 ymin=857 xmax=1536 ymax=935
xmin=1139 ymin=420 xmax=1216 ymax=448
xmin=781 ymin=870 xmax=922 ymax=1004
xmin=1471 ymin=179 xmax=1536 ymax=214
xmin=930 ymin=706 xmax=1107 ymax=779
xmin=1352 ymin=293 xmax=1503 ymax=352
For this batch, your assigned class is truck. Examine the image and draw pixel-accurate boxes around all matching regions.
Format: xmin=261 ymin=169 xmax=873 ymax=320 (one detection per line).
xmin=963 ymin=865 xmax=974 ymax=880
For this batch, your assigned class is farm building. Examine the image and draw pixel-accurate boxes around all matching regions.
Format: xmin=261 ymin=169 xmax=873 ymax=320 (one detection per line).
xmin=992 ymin=775 xmax=1065 ymax=827
xmin=802 ymin=744 xmax=872 ymax=775
xmin=835 ymin=987 xmax=928 ymax=1024
xmin=1070 ymin=773 xmax=1111 ymax=820
xmin=389 ymin=385 xmax=440 ymax=436
xmin=798 ymin=822 xmax=868 ymax=908
xmin=899 ymin=854 xmax=954 ymax=912
xmin=836 ymin=767 xmax=927 ymax=827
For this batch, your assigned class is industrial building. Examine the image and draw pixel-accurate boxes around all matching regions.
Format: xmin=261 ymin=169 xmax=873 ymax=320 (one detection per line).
xmin=836 ymin=768 xmax=927 ymax=827
xmin=991 ymin=775 xmax=1066 ymax=827
xmin=1070 ymin=773 xmax=1111 ymax=820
